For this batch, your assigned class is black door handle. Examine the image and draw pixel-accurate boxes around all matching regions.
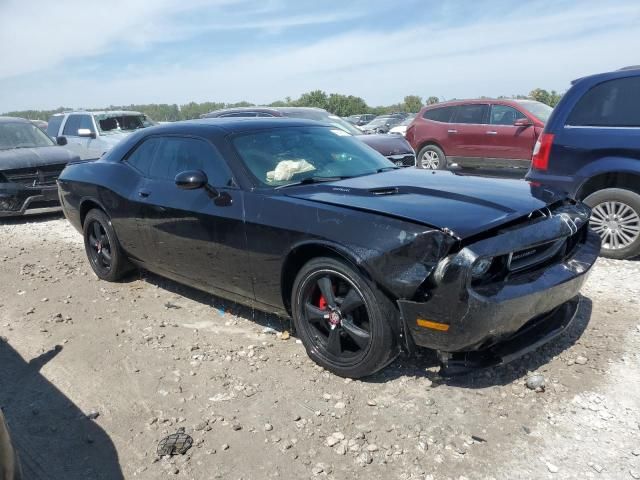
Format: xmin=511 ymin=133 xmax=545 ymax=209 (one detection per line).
xmin=138 ymin=190 xmax=150 ymax=198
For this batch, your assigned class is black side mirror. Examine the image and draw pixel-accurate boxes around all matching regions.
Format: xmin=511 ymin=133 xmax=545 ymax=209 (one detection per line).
xmin=56 ymin=136 xmax=68 ymax=146
xmin=175 ymin=170 xmax=208 ymax=190
xmin=175 ymin=169 xmax=223 ymax=200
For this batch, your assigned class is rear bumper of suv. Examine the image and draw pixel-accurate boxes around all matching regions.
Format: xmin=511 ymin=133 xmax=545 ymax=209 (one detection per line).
xmin=525 ymin=170 xmax=582 ymax=198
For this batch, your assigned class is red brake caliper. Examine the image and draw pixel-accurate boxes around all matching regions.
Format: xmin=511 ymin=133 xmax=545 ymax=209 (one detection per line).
xmin=318 ymin=295 xmax=327 ymax=310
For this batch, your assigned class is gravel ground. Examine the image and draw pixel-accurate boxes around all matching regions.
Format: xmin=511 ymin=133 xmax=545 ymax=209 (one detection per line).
xmin=1 ymin=213 xmax=639 ymax=480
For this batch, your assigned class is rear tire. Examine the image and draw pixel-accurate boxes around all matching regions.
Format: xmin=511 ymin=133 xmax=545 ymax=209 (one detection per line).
xmin=418 ymin=145 xmax=447 ymax=170
xmin=583 ymin=188 xmax=640 ymax=260
xmin=291 ymin=257 xmax=399 ymax=378
xmin=83 ymin=209 xmax=133 ymax=281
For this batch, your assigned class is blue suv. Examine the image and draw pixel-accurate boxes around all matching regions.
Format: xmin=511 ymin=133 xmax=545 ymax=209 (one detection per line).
xmin=526 ymin=67 xmax=640 ymax=260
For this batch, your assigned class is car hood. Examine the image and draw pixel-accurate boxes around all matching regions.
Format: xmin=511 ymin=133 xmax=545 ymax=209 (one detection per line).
xmin=0 ymin=146 xmax=79 ymax=171
xmin=99 ymin=132 xmax=133 ymax=144
xmin=284 ymin=169 xmax=564 ymax=239
xmin=357 ymin=133 xmax=413 ymax=156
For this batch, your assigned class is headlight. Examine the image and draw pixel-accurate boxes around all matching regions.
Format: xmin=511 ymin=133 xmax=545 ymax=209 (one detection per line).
xmin=471 ymin=257 xmax=493 ymax=278
xmin=433 ymin=256 xmax=452 ymax=284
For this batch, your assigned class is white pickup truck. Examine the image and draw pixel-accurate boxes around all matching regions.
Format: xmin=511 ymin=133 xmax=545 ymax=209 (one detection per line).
xmin=46 ymin=110 xmax=154 ymax=159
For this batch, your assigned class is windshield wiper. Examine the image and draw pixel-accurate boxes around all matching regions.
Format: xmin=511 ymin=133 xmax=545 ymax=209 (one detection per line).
xmin=275 ymin=176 xmax=347 ymax=189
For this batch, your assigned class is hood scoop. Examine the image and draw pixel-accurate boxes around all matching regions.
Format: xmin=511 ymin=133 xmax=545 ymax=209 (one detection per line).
xmin=369 ymin=186 xmax=400 ymax=196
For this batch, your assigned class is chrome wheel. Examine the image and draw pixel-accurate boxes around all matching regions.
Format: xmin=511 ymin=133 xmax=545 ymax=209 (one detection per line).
xmin=590 ymin=201 xmax=640 ymax=250
xmin=421 ymin=150 xmax=441 ymax=169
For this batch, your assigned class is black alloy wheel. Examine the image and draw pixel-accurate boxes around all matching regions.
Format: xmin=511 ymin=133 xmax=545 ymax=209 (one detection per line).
xmin=87 ymin=220 xmax=112 ymax=272
xmin=83 ymin=209 xmax=132 ymax=281
xmin=292 ymin=257 xmax=398 ymax=378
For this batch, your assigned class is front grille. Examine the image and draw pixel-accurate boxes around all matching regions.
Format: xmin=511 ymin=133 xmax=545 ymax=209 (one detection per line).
xmin=507 ymin=238 xmax=566 ymax=272
xmin=386 ymin=154 xmax=415 ymax=167
xmin=2 ymin=163 xmax=66 ymax=187
xmin=506 ymin=224 xmax=587 ymax=274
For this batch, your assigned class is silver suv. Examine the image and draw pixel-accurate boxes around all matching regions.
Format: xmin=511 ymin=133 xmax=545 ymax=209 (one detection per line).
xmin=46 ymin=111 xmax=154 ymax=159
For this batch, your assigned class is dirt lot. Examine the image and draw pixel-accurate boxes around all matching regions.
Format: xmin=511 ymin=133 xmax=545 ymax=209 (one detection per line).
xmin=1 ymin=213 xmax=639 ymax=480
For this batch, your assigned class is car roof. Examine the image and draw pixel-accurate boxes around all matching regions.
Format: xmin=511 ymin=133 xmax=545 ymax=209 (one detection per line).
xmin=422 ymin=98 xmax=533 ymax=109
xmin=51 ymin=110 xmax=143 ymax=117
xmin=571 ymin=66 xmax=640 ymax=85
xmin=204 ymin=106 xmax=328 ymax=117
xmin=145 ymin=117 xmax=332 ymax=134
xmin=0 ymin=116 xmax=30 ymax=124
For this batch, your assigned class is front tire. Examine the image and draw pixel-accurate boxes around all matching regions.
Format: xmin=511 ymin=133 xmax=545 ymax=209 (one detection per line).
xmin=584 ymin=188 xmax=640 ymax=260
xmin=418 ymin=145 xmax=446 ymax=170
xmin=291 ymin=257 xmax=399 ymax=378
xmin=83 ymin=209 xmax=132 ymax=281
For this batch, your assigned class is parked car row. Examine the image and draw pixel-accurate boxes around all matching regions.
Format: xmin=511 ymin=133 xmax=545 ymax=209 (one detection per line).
xmin=358 ymin=113 xmax=411 ymax=134
xmin=345 ymin=113 xmax=376 ymax=126
xmin=2 ymin=67 xmax=639 ymax=262
xmin=3 ymin=65 xmax=638 ymax=383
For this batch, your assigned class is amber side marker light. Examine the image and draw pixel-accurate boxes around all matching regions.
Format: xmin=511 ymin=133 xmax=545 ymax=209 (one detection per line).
xmin=416 ymin=319 xmax=450 ymax=331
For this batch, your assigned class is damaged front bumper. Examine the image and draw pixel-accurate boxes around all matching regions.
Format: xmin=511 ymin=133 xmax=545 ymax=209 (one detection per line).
xmin=398 ymin=202 xmax=600 ymax=370
xmin=0 ymin=183 xmax=61 ymax=217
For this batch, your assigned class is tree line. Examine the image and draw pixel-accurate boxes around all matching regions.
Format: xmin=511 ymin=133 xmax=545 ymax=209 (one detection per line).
xmin=2 ymin=88 xmax=562 ymax=122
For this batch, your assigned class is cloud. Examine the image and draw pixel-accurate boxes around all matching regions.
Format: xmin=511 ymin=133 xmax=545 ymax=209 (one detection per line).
xmin=1 ymin=0 xmax=639 ymax=111
xmin=0 ymin=0 xmax=366 ymax=80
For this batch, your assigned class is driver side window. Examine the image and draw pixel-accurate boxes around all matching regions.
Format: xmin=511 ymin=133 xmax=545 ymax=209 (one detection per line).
xmin=490 ymin=105 xmax=526 ymax=125
xmin=125 ymin=136 xmax=232 ymax=186
xmin=63 ymin=115 xmax=94 ymax=136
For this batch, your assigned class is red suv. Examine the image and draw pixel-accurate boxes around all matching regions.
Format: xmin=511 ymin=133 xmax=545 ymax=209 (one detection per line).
xmin=406 ymin=99 xmax=552 ymax=171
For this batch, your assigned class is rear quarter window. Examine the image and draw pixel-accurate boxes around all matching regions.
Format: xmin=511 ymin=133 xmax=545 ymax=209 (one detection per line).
xmin=452 ymin=104 xmax=489 ymax=124
xmin=567 ymin=76 xmax=640 ymax=127
xmin=423 ymin=106 xmax=454 ymax=122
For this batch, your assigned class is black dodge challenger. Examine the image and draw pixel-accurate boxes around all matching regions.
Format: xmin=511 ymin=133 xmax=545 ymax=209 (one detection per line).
xmin=57 ymin=118 xmax=600 ymax=378
xmin=1 ymin=116 xmax=79 ymax=216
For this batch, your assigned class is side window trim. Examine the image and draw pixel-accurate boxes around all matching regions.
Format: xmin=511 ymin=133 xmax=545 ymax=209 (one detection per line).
xmin=62 ymin=115 xmax=80 ymax=136
xmin=423 ymin=106 xmax=453 ymax=123
xmin=450 ymin=104 xmax=490 ymax=125
xmin=122 ymin=135 xmax=161 ymax=177
xmin=80 ymin=114 xmax=96 ymax=134
xmin=489 ymin=105 xmax=527 ymax=126
xmin=123 ymin=134 xmax=237 ymax=187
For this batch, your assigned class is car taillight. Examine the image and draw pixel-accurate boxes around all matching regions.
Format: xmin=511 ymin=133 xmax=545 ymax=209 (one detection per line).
xmin=531 ymin=133 xmax=554 ymax=171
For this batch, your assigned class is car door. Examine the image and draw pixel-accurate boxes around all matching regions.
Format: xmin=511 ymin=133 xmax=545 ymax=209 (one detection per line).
xmin=60 ymin=115 xmax=87 ymax=158
xmin=136 ymin=135 xmax=254 ymax=299
xmin=82 ymin=115 xmax=107 ymax=159
xmin=117 ymin=136 xmax=165 ymax=262
xmin=446 ymin=104 xmax=490 ymax=167
xmin=484 ymin=104 xmax=536 ymax=167
xmin=60 ymin=114 xmax=96 ymax=160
